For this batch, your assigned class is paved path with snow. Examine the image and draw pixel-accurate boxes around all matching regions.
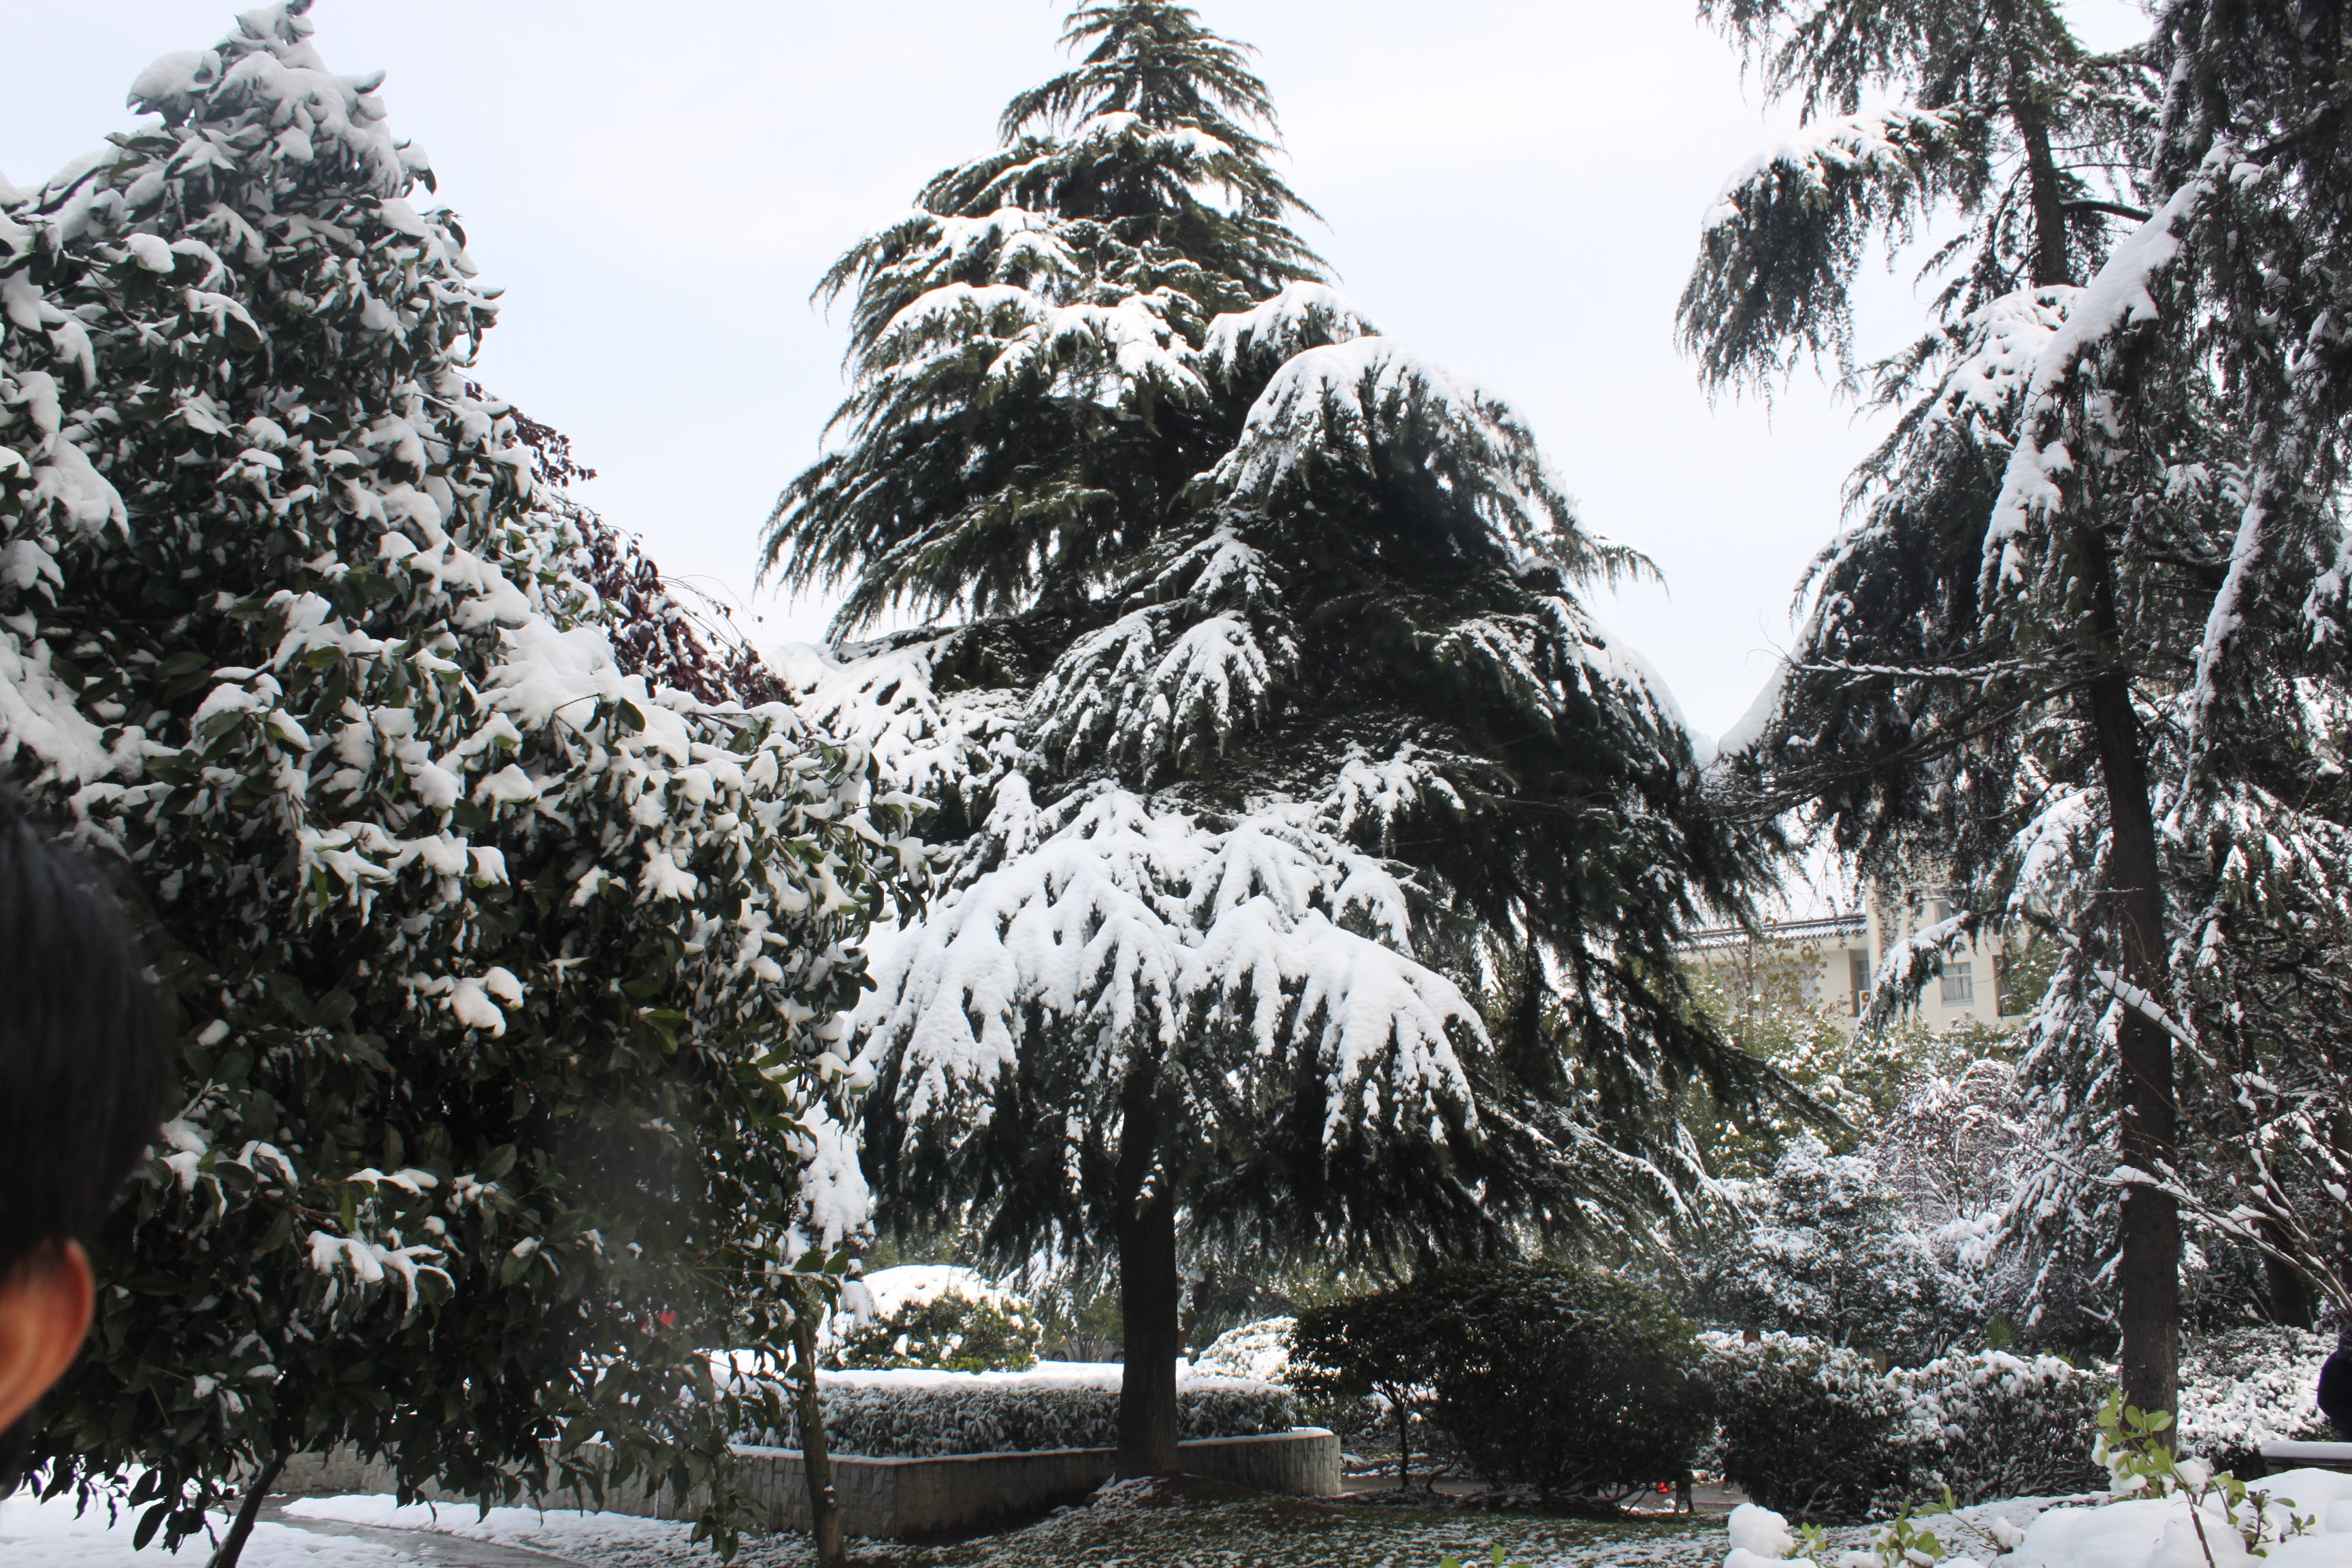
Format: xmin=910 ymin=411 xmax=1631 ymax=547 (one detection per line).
xmin=261 ymin=1503 xmax=586 ymax=1567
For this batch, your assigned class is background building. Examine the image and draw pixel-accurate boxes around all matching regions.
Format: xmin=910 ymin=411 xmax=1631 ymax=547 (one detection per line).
xmin=1682 ymin=889 xmax=2031 ymax=1035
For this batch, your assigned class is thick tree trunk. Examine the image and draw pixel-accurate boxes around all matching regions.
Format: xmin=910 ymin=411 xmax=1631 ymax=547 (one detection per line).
xmin=2018 ymin=114 xmax=2073 ymax=291
xmin=2011 ymin=48 xmax=2184 ymax=1413
xmin=791 ymin=1308 xmax=848 ymax=1568
xmin=2083 ymin=538 xmax=2181 ymax=1418
xmin=1115 ymin=1191 xmax=1183 ymax=1477
xmin=207 ymin=1452 xmax=287 ymax=1568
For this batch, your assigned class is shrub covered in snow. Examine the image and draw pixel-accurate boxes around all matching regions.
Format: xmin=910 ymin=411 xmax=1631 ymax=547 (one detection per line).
xmin=0 ymin=3 xmax=911 ymax=1550
xmin=1703 ymin=1333 xmax=2110 ymax=1519
xmin=1704 ymin=1331 xmax=1911 ymax=1521
xmin=2176 ymin=1326 xmax=2334 ymax=1473
xmin=1893 ymin=1349 xmax=2108 ymax=1504
xmin=833 ymin=1265 xmax=1041 ymax=1373
xmin=1193 ymin=1316 xmax=1296 ymax=1384
xmin=751 ymin=1367 xmax=1296 ymax=1457
xmin=1694 ymin=1135 xmax=1971 ymax=1365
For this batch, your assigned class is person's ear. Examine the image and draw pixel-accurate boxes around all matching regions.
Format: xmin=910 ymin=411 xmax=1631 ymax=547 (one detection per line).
xmin=0 ymin=1241 xmax=95 ymax=1433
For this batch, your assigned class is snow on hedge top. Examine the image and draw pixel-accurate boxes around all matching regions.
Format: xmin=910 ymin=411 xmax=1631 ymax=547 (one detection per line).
xmin=815 ymin=1358 xmax=1274 ymax=1392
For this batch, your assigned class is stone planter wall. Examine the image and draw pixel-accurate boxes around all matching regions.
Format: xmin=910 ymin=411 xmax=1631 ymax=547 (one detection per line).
xmin=276 ymin=1427 xmax=1339 ymax=1540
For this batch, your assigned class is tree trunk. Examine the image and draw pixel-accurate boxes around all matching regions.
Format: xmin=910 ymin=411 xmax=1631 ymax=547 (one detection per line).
xmin=1115 ymin=1190 xmax=1183 ymax=1477
xmin=2264 ymin=1232 xmax=2317 ymax=1329
xmin=207 ymin=1452 xmax=287 ymax=1568
xmin=1394 ymin=1385 xmax=1412 ymax=1491
xmin=791 ymin=1307 xmax=848 ymax=1568
xmin=2082 ymin=537 xmax=2181 ymax=1418
xmin=2017 ymin=114 xmax=2073 ymax=291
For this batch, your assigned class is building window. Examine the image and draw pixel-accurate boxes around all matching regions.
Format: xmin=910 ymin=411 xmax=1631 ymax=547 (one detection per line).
xmin=1940 ymin=960 xmax=1975 ymax=1007
xmin=1849 ymin=949 xmax=1870 ymax=1017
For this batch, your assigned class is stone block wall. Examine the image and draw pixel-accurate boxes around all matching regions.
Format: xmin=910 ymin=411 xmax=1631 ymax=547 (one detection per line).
xmin=275 ymin=1428 xmax=1340 ymax=1541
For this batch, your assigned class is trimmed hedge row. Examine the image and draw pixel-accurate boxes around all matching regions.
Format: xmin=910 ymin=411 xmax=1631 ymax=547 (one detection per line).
xmin=748 ymin=1377 xmax=1298 ymax=1458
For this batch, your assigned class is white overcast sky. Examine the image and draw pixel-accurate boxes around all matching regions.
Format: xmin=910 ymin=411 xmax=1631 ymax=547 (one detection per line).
xmin=7 ymin=0 xmax=2151 ymax=741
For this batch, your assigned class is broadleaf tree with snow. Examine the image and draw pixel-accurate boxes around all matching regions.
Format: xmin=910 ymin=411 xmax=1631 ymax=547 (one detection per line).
xmin=0 ymin=5 xmax=910 ymax=1557
xmin=765 ymin=0 xmax=1767 ymax=1475
xmin=1683 ymin=0 xmax=2352 ymax=1416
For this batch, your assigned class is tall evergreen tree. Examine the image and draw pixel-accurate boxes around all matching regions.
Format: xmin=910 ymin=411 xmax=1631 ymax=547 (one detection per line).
xmin=0 ymin=7 xmax=904 ymax=1556
xmin=1682 ymin=0 xmax=2352 ymax=1415
xmin=766 ymin=1 xmax=1765 ymax=1473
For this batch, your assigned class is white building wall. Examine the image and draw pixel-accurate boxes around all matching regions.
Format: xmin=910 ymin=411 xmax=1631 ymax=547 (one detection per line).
xmin=1684 ymin=885 xmax=2026 ymax=1035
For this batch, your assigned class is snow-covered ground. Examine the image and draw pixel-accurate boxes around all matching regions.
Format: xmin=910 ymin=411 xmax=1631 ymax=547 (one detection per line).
xmin=1 ymin=1488 xmax=410 ymax=1567
xmin=1727 ymin=1467 xmax=2352 ymax=1568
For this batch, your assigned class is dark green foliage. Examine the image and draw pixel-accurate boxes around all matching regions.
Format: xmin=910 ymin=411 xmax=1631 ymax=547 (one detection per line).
xmin=1291 ymin=1285 xmax=1444 ymax=1490
xmin=1302 ymin=1263 xmax=1712 ymax=1506
xmin=1704 ymin=1333 xmax=1908 ymax=1522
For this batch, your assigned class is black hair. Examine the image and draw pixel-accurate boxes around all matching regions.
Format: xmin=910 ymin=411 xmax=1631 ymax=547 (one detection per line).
xmin=0 ymin=789 xmax=174 ymax=1491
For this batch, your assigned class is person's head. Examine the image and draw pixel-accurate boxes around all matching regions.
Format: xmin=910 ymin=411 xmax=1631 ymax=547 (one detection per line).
xmin=0 ymin=791 xmax=172 ymax=1492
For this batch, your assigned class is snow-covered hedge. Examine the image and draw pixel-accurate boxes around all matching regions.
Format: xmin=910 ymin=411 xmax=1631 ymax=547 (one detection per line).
xmin=1703 ymin=1333 xmax=2106 ymax=1519
xmin=748 ymin=1366 xmax=1298 ymax=1457
xmin=2176 ymin=1326 xmax=2334 ymax=1471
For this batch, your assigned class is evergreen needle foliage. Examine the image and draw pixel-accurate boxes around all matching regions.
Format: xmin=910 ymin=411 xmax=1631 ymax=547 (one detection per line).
xmin=1678 ymin=0 xmax=2352 ymax=1414
xmin=764 ymin=0 xmax=1769 ymax=1472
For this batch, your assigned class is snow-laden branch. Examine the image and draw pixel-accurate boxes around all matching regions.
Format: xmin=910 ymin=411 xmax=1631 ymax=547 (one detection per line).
xmin=1982 ymin=165 xmax=2217 ymax=591
xmin=855 ymin=776 xmax=1480 ymax=1148
xmin=1702 ymin=108 xmax=1962 ymax=233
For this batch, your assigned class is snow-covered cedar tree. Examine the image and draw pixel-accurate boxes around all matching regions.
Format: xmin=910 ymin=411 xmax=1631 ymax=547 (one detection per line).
xmin=0 ymin=5 xmax=913 ymax=1558
xmin=831 ymin=1265 xmax=1043 ymax=1372
xmin=760 ymin=0 xmax=1771 ymax=1475
xmin=1681 ymin=0 xmax=2352 ymax=1415
xmin=1688 ymin=1134 xmax=1970 ymax=1363
xmin=2087 ymin=0 xmax=2352 ymax=1360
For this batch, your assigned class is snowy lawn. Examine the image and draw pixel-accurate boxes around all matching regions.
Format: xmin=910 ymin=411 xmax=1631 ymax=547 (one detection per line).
xmin=46 ymin=1477 xmax=2311 ymax=1568
xmin=287 ymin=1479 xmax=1744 ymax=1568
xmin=2 ymin=1479 xmax=1744 ymax=1568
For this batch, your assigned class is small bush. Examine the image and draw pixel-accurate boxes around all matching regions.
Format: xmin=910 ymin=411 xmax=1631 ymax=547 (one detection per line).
xmin=1418 ymin=1262 xmax=1713 ymax=1505
xmin=1701 ymin=1333 xmax=2110 ymax=1520
xmin=1893 ymin=1349 xmax=2108 ymax=1503
xmin=836 ymin=1292 xmax=1042 ymax=1373
xmin=1292 ymin=1286 xmax=1446 ymax=1488
xmin=752 ymin=1373 xmax=1296 ymax=1456
xmin=1701 ymin=1331 xmax=1908 ymax=1521
xmin=1193 ymin=1317 xmax=1296 ymax=1383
